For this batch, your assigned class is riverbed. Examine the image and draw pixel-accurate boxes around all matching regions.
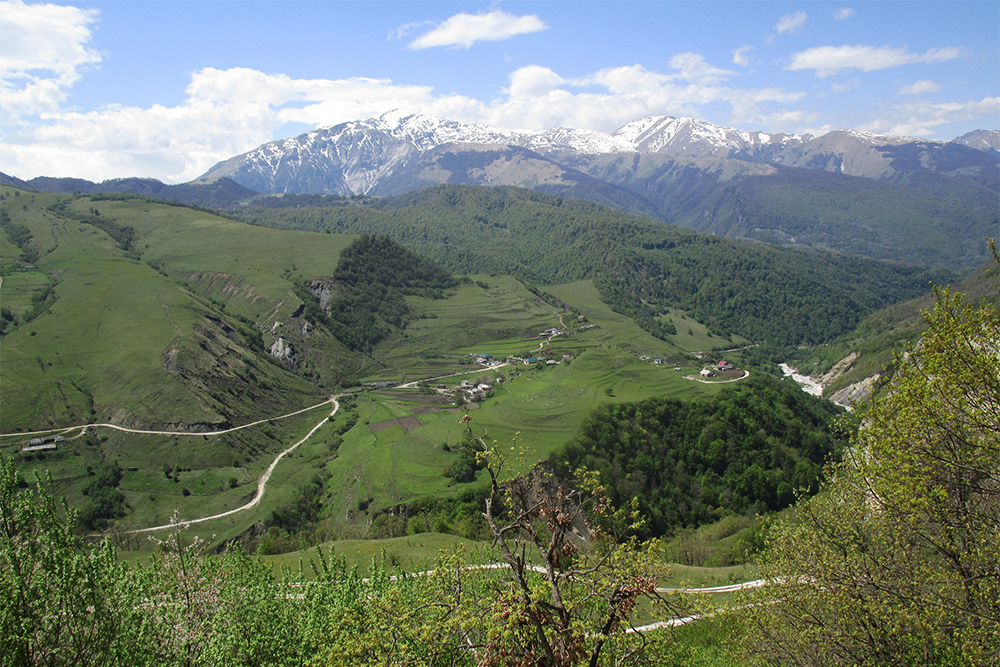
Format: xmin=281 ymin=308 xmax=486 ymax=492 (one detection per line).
xmin=779 ymin=363 xmax=824 ymax=397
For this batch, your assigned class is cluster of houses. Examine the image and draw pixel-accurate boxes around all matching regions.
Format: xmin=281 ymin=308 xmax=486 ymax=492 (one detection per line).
xmin=474 ymin=354 xmax=503 ymax=367
xmin=458 ymin=379 xmax=493 ymax=403
xmin=21 ymin=434 xmax=65 ymax=453
xmin=699 ymin=360 xmax=739 ymax=377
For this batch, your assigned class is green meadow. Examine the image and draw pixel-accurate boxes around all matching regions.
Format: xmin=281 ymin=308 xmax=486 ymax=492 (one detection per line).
xmin=2 ymin=187 xmax=755 ymax=555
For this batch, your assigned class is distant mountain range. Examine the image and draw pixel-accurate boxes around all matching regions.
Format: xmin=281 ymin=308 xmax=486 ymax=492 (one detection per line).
xmin=193 ymin=112 xmax=1000 ymax=272
xmin=5 ymin=112 xmax=998 ymax=272
xmin=195 ymin=111 xmax=999 ymax=194
xmin=0 ymin=172 xmax=257 ymax=209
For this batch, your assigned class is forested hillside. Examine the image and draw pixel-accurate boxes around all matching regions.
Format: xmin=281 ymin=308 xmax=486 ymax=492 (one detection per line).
xmin=552 ymin=376 xmax=845 ymax=538
xmin=236 ymin=185 xmax=950 ymax=346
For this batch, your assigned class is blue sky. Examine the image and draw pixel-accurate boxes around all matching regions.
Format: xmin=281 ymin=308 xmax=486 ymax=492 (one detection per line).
xmin=1 ymin=0 xmax=997 ymax=182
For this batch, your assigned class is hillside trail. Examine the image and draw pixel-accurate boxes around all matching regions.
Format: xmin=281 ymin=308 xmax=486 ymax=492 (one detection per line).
xmin=61 ymin=397 xmax=340 ymax=535
xmin=1 ymin=397 xmax=339 ymax=439
xmin=123 ymin=397 xmax=340 ymax=533
xmin=684 ymin=370 xmax=751 ymax=384
xmin=396 ymin=362 xmax=512 ymax=390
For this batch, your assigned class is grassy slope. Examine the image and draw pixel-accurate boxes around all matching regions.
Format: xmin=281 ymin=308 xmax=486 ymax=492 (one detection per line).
xmin=1 ymin=186 xmax=840 ymax=566
xmin=317 ymin=277 xmax=733 ymax=528
xmin=1 ymin=189 xmax=366 ymax=538
xmin=1 ymin=190 xmax=738 ymax=546
xmin=235 ymin=185 xmax=947 ymax=347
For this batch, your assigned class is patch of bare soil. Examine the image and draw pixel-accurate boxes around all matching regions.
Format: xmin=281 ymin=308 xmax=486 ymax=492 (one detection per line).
xmin=368 ymin=420 xmax=399 ymax=434
xmin=397 ymin=416 xmax=422 ymax=433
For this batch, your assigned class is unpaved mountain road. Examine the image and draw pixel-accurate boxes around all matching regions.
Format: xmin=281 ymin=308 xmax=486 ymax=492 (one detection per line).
xmin=0 ymin=397 xmax=341 ymax=534
xmin=124 ymin=397 xmax=340 ymax=534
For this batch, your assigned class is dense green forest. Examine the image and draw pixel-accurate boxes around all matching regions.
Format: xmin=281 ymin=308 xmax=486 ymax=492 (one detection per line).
xmin=235 ymin=185 xmax=950 ymax=346
xmin=552 ymin=376 xmax=846 ymax=538
xmin=296 ymin=234 xmax=459 ymax=352
xmin=694 ymin=168 xmax=998 ymax=270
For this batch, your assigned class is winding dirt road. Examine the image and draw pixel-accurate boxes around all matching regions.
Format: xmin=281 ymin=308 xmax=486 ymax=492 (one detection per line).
xmin=0 ymin=398 xmax=341 ymax=534
xmin=125 ymin=397 xmax=340 ymax=533
xmin=0 ymin=398 xmax=338 ymax=439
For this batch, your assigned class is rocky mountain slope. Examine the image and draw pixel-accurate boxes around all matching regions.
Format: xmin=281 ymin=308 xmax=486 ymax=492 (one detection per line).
xmin=198 ymin=111 xmax=998 ymax=195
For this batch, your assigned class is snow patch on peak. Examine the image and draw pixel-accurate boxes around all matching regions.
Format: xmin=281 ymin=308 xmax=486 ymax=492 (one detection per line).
xmin=820 ymin=128 xmax=919 ymax=146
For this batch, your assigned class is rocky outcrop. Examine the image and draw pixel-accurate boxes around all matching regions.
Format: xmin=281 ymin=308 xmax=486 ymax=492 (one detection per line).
xmin=829 ymin=375 xmax=880 ymax=411
xmin=269 ymin=336 xmax=295 ymax=367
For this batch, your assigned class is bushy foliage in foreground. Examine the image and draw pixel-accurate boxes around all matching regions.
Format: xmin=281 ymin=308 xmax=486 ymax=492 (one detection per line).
xmin=739 ymin=281 xmax=1000 ymax=666
xmin=1 ymin=449 xmax=697 ymax=666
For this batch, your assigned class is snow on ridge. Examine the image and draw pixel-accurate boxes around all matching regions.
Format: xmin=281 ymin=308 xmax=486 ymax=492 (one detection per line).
xmin=817 ymin=128 xmax=923 ymax=145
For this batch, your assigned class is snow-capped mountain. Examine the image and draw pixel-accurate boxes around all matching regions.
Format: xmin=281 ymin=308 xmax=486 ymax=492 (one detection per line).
xmin=951 ymin=129 xmax=1000 ymax=153
xmin=612 ymin=115 xmax=806 ymax=157
xmin=197 ymin=110 xmax=998 ymax=197
xmin=199 ymin=111 xmax=638 ymax=194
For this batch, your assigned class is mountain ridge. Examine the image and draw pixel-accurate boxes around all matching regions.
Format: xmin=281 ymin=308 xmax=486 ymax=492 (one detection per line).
xmin=197 ymin=110 xmax=999 ymax=195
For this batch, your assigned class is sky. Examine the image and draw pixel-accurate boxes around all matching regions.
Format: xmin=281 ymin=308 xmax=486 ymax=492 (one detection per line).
xmin=1 ymin=0 xmax=997 ymax=183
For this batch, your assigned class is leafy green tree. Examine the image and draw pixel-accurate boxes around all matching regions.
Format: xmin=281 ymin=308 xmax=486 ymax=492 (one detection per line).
xmin=740 ymin=278 xmax=1000 ymax=665
xmin=0 ymin=459 xmax=135 ymax=666
xmin=471 ymin=431 xmax=691 ymax=666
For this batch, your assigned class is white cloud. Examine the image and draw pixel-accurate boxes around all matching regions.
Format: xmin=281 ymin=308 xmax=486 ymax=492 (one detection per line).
xmin=732 ymin=46 xmax=753 ymax=67
xmin=407 ymin=10 xmax=547 ymax=50
xmin=858 ymin=96 xmax=1000 ymax=137
xmin=668 ymin=52 xmax=737 ymax=83
xmin=898 ymin=79 xmax=942 ymax=95
xmin=505 ymin=65 xmax=566 ymax=100
xmin=0 ymin=0 xmax=101 ymax=120
xmin=831 ymin=78 xmax=860 ymax=93
xmin=776 ymin=11 xmax=807 ymax=34
xmin=787 ymin=45 xmax=964 ymax=77
xmin=834 ymin=8 xmax=855 ymax=20
xmin=492 ymin=57 xmax=798 ymax=133
xmin=758 ymin=109 xmax=821 ymax=130
xmin=1 ymin=54 xmax=812 ymax=182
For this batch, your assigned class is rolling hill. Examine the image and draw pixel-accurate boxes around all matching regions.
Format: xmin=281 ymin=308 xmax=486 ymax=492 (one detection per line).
xmin=235 ymin=184 xmax=950 ymax=346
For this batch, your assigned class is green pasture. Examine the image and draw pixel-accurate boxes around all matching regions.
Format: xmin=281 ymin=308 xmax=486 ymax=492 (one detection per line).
xmin=1 ymin=188 xmax=760 ymax=556
xmin=258 ymin=533 xmax=486 ymax=578
xmin=1 ymin=193 xmax=322 ymax=430
xmin=372 ymin=275 xmax=561 ymax=380
xmin=0 ymin=269 xmax=50 ymax=317
xmin=66 ymin=197 xmax=357 ymax=321
xmin=545 ymin=280 xmax=745 ymax=360
xmin=308 ymin=275 xmax=737 ymax=525
xmin=322 ymin=351 xmax=724 ymax=524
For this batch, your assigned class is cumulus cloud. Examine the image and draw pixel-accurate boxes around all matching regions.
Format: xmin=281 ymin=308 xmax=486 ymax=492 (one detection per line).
xmin=834 ymin=8 xmax=855 ymax=20
xmin=1 ymin=53 xmax=812 ymax=182
xmin=489 ymin=56 xmax=798 ymax=133
xmin=858 ymin=96 xmax=1000 ymax=137
xmin=732 ymin=46 xmax=753 ymax=67
xmin=898 ymin=79 xmax=942 ymax=95
xmin=776 ymin=11 xmax=807 ymax=34
xmin=787 ymin=44 xmax=964 ymax=77
xmin=406 ymin=10 xmax=547 ymax=50
xmin=0 ymin=0 xmax=101 ymax=120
